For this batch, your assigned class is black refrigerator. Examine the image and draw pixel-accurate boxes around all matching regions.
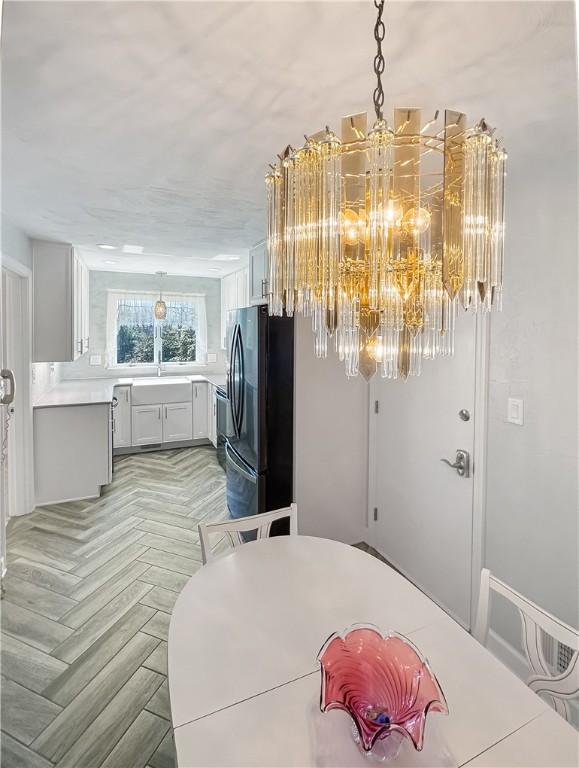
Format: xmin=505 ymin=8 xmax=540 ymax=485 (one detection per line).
xmin=225 ymin=305 xmax=294 ymax=530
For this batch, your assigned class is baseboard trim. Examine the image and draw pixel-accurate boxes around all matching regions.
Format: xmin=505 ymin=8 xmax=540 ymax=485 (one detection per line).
xmin=113 ymin=438 xmax=211 ymax=456
xmin=34 ymin=490 xmax=102 ymax=508
xmin=487 ymin=628 xmax=530 ymax=680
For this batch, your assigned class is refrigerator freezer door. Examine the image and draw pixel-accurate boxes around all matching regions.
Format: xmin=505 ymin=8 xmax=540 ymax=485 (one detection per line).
xmin=227 ymin=307 xmax=265 ymax=472
xmin=224 ymin=441 xmax=265 ymax=524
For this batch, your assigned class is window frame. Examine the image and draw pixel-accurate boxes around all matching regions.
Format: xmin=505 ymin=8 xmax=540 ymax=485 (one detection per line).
xmin=106 ymin=289 xmax=208 ymax=370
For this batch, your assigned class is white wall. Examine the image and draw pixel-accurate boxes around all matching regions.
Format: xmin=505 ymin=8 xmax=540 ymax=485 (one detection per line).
xmin=485 ymin=141 xmax=578 ymax=645
xmin=294 ymin=315 xmax=369 ymax=544
xmin=2 ymin=217 xmax=32 ymax=270
xmin=1 ymin=218 xmax=61 ymax=399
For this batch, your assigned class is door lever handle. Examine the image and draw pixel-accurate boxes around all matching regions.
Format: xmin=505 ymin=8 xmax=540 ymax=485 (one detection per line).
xmin=440 ymin=449 xmax=470 ymax=478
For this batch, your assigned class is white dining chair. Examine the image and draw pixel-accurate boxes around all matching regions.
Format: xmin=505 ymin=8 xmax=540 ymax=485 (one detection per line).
xmin=198 ymin=503 xmax=298 ymax=565
xmin=474 ymin=568 xmax=579 ymax=722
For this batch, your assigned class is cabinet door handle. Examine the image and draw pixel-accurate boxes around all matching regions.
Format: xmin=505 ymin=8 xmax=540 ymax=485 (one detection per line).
xmin=164 ymin=406 xmax=167 ymax=419
xmin=158 ymin=407 xmax=161 ymax=420
xmin=261 ymin=278 xmax=267 ymax=298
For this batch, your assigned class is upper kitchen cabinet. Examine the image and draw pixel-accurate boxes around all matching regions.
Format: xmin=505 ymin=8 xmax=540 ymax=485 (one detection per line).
xmin=249 ymin=239 xmax=268 ymax=304
xmin=221 ymin=266 xmax=249 ymax=348
xmin=33 ymin=240 xmax=90 ymax=362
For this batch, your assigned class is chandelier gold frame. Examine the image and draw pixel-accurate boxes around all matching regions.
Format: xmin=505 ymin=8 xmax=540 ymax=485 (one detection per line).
xmin=265 ymin=2 xmax=506 ymax=380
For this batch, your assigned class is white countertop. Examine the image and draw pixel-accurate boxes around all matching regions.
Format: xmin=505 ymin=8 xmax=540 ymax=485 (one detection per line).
xmin=33 ymin=373 xmax=227 ymax=408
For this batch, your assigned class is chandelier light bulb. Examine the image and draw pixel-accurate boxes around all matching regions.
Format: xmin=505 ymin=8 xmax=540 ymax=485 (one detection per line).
xmin=402 ymin=207 xmax=431 ymax=236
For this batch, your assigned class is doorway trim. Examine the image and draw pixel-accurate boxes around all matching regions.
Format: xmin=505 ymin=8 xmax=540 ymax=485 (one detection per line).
xmin=367 ymin=312 xmax=490 ymax=633
xmin=2 ymin=255 xmax=34 ymax=517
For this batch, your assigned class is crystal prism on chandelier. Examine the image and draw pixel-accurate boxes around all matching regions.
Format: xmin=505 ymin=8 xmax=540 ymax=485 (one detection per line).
xmin=265 ymin=0 xmax=507 ymax=380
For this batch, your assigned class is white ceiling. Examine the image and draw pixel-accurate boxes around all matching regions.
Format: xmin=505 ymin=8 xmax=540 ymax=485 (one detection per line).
xmin=2 ymin=1 xmax=576 ymax=276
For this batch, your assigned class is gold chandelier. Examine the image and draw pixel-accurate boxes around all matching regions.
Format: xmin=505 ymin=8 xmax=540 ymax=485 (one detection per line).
xmin=265 ymin=0 xmax=506 ymax=380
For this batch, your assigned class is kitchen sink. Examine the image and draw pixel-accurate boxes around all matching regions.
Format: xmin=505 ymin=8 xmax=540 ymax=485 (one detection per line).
xmin=131 ymin=377 xmax=192 ymax=405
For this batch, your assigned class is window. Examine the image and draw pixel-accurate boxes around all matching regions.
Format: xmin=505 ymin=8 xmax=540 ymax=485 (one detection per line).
xmin=106 ymin=291 xmax=207 ymax=367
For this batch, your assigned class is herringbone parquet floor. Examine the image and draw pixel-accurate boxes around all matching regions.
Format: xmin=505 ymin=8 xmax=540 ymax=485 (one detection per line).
xmin=1 ymin=446 xmax=227 ymax=768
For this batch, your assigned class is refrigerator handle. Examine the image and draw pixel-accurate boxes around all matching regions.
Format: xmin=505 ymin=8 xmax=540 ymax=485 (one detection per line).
xmin=235 ymin=327 xmax=245 ymax=437
xmin=229 ymin=324 xmax=240 ymax=438
xmin=225 ymin=442 xmax=256 ymax=484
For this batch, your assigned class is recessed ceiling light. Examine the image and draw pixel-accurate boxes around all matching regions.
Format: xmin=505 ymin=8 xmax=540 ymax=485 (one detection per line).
xmin=97 ymin=244 xmax=117 ymax=250
xmin=213 ymin=254 xmax=241 ymax=261
xmin=123 ymin=244 xmax=144 ymax=254
xmin=104 ymin=260 xmax=118 ymax=265
xmin=208 ymin=268 xmax=221 ymax=273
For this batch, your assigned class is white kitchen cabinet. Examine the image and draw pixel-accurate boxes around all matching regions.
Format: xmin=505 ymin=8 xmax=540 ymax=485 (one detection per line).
xmin=220 ymin=267 xmax=250 ymax=348
xmin=249 ymin=239 xmax=268 ymax=304
xmin=113 ymin=385 xmax=132 ymax=449
xmin=33 ymin=241 xmax=90 ymax=362
xmin=193 ymin=382 xmax=209 ymax=439
xmin=34 ymin=403 xmax=111 ymax=505
xmin=208 ymin=385 xmax=218 ymax=447
xmin=132 ymin=404 xmax=163 ymax=446
xmin=163 ymin=402 xmax=193 ymax=442
xmin=236 ymin=267 xmax=249 ymax=308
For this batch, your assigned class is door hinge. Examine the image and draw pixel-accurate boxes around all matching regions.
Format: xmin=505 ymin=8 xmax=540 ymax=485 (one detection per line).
xmin=374 ymin=400 xmax=379 ymax=414
xmin=373 ymin=507 xmax=378 ymax=521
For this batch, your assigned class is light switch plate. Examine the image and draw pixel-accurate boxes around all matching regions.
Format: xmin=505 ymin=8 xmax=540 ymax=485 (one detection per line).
xmin=207 ymin=353 xmax=217 ymax=363
xmin=507 ymin=397 xmax=524 ymax=425
xmin=89 ymin=355 xmax=102 ymax=366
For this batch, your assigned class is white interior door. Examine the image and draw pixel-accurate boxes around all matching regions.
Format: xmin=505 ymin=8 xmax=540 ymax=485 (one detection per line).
xmin=370 ymin=313 xmax=478 ymax=628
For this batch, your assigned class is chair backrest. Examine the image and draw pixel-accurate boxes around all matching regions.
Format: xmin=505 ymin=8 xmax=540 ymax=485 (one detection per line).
xmin=474 ymin=568 xmax=579 ymax=722
xmin=198 ymin=503 xmax=298 ymax=565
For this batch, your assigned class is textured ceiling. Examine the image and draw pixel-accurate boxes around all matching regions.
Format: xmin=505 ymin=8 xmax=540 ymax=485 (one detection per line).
xmin=2 ymin=1 xmax=577 ymax=275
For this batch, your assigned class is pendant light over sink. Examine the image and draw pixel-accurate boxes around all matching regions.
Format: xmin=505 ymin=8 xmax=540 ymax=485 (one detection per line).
xmin=265 ymin=0 xmax=507 ymax=380
xmin=154 ymin=271 xmax=167 ymax=320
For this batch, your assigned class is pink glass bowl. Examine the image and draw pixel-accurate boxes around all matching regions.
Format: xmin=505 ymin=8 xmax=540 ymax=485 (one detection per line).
xmin=318 ymin=624 xmax=449 ymax=755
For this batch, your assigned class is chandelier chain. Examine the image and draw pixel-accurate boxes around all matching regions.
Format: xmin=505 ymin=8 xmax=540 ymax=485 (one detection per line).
xmin=373 ymin=0 xmax=386 ymax=120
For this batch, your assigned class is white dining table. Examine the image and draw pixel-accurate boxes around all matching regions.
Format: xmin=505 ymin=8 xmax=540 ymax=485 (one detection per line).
xmin=168 ymin=536 xmax=579 ymax=767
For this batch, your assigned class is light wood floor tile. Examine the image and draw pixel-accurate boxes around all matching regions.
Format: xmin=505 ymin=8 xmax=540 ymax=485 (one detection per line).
xmin=1 ymin=733 xmax=53 ymax=768
xmin=2 ymin=447 xmax=226 ymax=768
xmin=139 ymin=585 xmax=178 ymax=614
xmin=8 ymin=557 xmax=82 ymax=595
xmin=137 ymin=566 xmax=189 ymax=593
xmin=1 ymin=677 xmax=61 ymax=745
xmin=69 ymin=542 xmax=149 ymax=601
xmin=43 ymin=603 xmax=156 ymax=706
xmin=142 ymin=640 xmax=168 ymax=676
xmin=61 ymin=560 xmax=151 ymax=629
xmin=141 ymin=611 xmax=171 ymax=642
xmin=135 ymin=518 xmax=199 ymax=544
xmin=131 ymin=506 xmax=199 ymax=531
xmin=1 ymin=633 xmax=68 ymax=694
xmin=137 ymin=548 xmax=198 ymax=576
xmin=34 ymin=632 xmax=160 ymax=761
xmin=145 ymin=680 xmax=171 ymax=721
xmin=52 ymin=580 xmax=154 ymax=663
xmin=54 ymin=667 xmax=164 ymax=768
xmin=2 ymin=600 xmax=74 ymax=652
xmin=71 ymin=529 xmax=146 ymax=578
xmin=100 ymin=710 xmax=169 ymax=768
xmin=139 ymin=532 xmax=202 ymax=561
xmin=149 ymin=730 xmax=176 ymax=768
xmin=2 ymin=575 xmax=78 ymax=620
